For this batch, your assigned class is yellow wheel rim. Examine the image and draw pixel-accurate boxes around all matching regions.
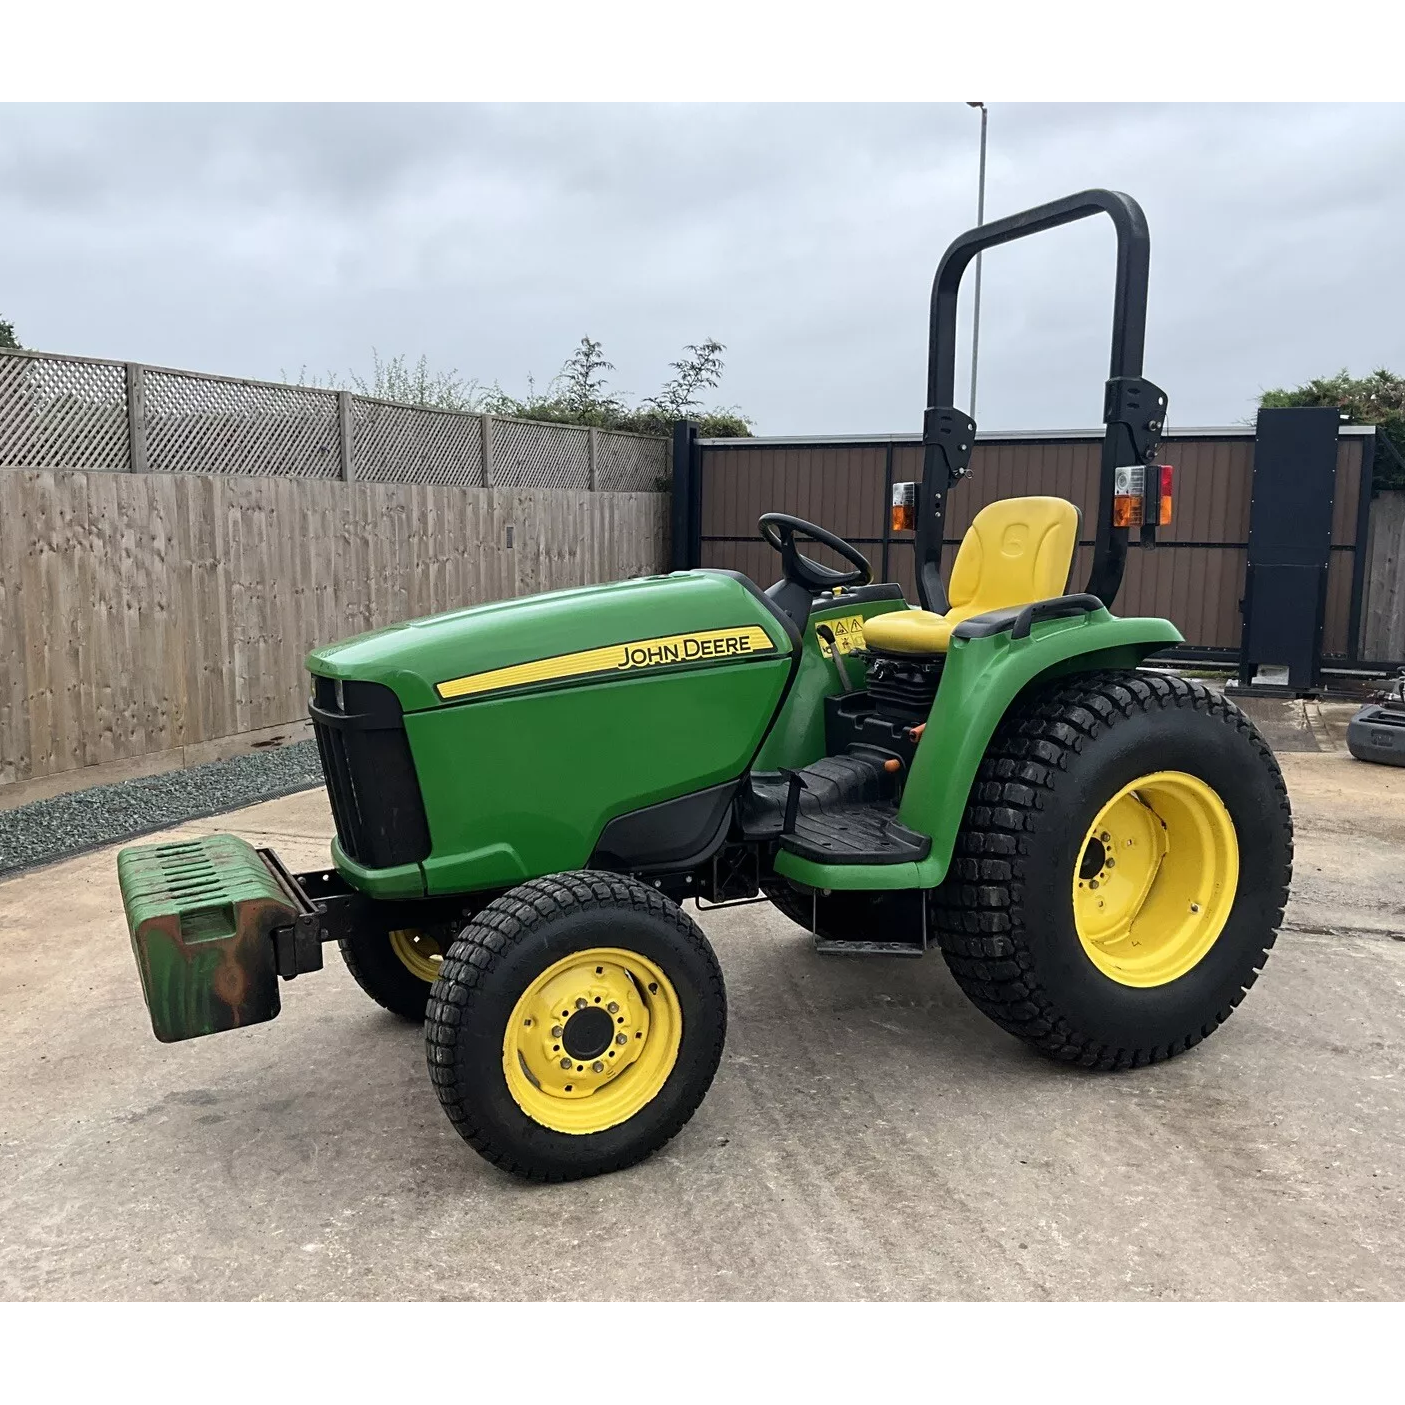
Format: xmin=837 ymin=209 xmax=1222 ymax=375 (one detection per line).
xmin=388 ymin=928 xmax=443 ymax=984
xmin=1072 ymin=770 xmax=1239 ymax=988
xmin=502 ymin=947 xmax=683 ymax=1136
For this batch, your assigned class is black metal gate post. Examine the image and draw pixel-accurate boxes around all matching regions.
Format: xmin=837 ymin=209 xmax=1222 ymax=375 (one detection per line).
xmin=1235 ymin=406 xmax=1342 ymax=695
xmin=670 ymin=420 xmax=701 ymax=570
xmin=1345 ymin=430 xmax=1376 ymax=667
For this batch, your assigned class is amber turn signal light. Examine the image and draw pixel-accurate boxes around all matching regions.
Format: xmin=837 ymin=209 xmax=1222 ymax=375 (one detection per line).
xmin=891 ymin=481 xmax=917 ymax=533
xmin=1112 ymin=463 xmax=1149 ymax=528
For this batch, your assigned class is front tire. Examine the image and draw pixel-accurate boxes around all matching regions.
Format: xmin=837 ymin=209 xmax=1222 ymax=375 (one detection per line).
xmin=933 ymin=671 xmax=1292 ymax=1069
xmin=339 ymin=924 xmax=449 ymax=1021
xmin=426 ymin=872 xmax=726 ymax=1182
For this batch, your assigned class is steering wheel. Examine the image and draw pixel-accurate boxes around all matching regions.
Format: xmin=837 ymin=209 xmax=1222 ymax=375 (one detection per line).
xmin=758 ymin=513 xmax=872 ymax=594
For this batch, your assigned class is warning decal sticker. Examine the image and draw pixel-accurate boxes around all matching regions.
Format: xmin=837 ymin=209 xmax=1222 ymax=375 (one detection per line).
xmin=815 ymin=614 xmax=866 ymax=659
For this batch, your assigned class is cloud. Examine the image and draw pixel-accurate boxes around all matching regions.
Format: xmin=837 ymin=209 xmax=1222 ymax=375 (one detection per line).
xmin=1 ymin=102 xmax=1401 ymax=433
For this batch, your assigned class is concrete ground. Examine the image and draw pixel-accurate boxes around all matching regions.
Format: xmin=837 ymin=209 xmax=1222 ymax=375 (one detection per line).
xmin=1 ymin=696 xmax=1403 ymax=1300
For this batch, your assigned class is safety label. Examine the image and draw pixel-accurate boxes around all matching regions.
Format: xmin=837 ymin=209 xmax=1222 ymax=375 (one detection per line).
xmin=815 ymin=614 xmax=866 ymax=659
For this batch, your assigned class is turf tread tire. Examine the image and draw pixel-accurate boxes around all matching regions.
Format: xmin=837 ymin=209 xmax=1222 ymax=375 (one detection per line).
xmin=425 ymin=870 xmax=726 ymax=1183
xmin=339 ymin=926 xmax=435 ymax=1022
xmin=932 ymin=670 xmax=1292 ymax=1071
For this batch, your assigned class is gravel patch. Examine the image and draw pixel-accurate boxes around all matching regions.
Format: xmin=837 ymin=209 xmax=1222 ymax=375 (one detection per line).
xmin=0 ymin=742 xmax=325 ymax=878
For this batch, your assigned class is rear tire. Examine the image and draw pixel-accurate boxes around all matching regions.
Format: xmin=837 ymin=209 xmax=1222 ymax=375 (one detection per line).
xmin=426 ymin=871 xmax=726 ymax=1182
xmin=932 ymin=671 xmax=1292 ymax=1070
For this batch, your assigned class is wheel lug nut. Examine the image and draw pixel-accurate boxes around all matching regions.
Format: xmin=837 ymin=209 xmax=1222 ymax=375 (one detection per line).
xmin=559 ymin=1057 xmax=572 ymax=1069
xmin=575 ymin=997 xmax=588 ymax=1010
xmin=551 ymin=1025 xmax=563 ymax=1038
xmin=615 ymin=1032 xmax=628 ymax=1046
xmin=1089 ymin=879 xmax=1099 ymax=890
xmin=607 ymin=1001 xmax=619 ymax=1014
xmin=1106 ymin=858 xmax=1116 ymax=868
xmin=592 ymin=1061 xmax=605 ymax=1074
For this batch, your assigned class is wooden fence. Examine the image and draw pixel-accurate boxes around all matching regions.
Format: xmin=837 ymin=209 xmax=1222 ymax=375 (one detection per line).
xmin=1362 ymin=490 xmax=1405 ymax=665
xmin=5 ymin=467 xmax=1404 ymax=808
xmin=0 ymin=470 xmax=670 ymax=803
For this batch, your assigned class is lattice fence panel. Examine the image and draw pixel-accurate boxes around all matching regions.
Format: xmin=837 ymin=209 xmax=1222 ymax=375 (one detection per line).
xmin=0 ymin=353 xmax=129 ymax=471
xmin=0 ymin=352 xmax=672 ymax=489
xmin=491 ymin=417 xmax=591 ymax=489
xmin=351 ymin=397 xmax=483 ymax=484
xmin=596 ymin=431 xmax=670 ymax=492
xmin=144 ymin=371 xmax=341 ymax=478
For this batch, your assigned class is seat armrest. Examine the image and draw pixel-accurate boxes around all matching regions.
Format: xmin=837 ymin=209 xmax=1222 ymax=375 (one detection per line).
xmin=952 ymin=594 xmax=1105 ymax=643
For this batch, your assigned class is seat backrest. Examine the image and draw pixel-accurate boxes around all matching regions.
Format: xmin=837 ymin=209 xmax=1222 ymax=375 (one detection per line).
xmin=947 ymin=496 xmax=1080 ymax=616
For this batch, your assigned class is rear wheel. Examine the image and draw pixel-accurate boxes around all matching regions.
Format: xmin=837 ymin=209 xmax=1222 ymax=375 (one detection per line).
xmin=933 ymin=671 xmax=1292 ymax=1069
xmin=339 ymin=924 xmax=447 ymax=1021
xmin=426 ymin=871 xmax=726 ymax=1182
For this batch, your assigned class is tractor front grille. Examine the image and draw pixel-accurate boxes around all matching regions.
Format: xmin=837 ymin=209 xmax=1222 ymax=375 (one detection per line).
xmin=310 ymin=676 xmax=432 ymax=870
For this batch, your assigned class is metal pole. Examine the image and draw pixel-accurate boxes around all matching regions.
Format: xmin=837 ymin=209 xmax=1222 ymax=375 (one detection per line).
xmin=966 ymin=102 xmax=988 ymax=417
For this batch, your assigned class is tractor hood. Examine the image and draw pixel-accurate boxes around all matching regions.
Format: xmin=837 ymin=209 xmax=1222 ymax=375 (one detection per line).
xmin=306 ymin=570 xmax=795 ymax=714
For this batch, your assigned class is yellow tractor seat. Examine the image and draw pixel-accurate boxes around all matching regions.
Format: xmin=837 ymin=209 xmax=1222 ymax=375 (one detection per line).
xmin=865 ymin=496 xmax=1080 ymax=656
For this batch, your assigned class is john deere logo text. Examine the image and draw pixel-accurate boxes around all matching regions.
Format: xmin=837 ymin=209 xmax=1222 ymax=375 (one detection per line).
xmin=616 ymin=632 xmax=760 ymax=671
xmin=435 ymin=625 xmax=777 ymax=700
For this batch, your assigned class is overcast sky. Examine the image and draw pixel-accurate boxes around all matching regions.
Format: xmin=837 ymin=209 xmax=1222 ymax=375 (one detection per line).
xmin=2 ymin=103 xmax=1402 ymax=435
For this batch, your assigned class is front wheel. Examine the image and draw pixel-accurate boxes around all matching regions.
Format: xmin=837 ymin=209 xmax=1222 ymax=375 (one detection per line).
xmin=339 ymin=923 xmax=449 ymax=1021
xmin=933 ymin=671 xmax=1293 ymax=1070
xmin=426 ymin=872 xmax=726 ymax=1182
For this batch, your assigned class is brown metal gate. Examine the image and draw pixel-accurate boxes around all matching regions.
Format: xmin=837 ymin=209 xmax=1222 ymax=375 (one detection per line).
xmin=688 ymin=427 xmax=1376 ymax=666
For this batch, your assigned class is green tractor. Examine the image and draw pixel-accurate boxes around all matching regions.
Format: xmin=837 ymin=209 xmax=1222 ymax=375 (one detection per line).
xmin=117 ymin=190 xmax=1292 ymax=1182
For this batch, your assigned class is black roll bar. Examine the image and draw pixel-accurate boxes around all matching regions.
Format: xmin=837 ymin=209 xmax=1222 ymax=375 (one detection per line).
xmin=914 ymin=188 xmax=1167 ymax=613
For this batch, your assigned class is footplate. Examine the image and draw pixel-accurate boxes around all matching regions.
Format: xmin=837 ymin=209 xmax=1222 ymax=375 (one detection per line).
xmin=117 ymin=834 xmax=297 ymax=1043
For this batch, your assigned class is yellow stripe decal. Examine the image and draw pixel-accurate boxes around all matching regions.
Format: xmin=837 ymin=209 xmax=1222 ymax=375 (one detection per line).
xmin=435 ymin=625 xmax=778 ymax=701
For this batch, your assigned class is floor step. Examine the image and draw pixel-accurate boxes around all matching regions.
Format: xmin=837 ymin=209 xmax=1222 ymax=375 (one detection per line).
xmin=813 ymin=937 xmax=927 ymax=958
xmin=786 ymin=801 xmax=931 ymax=865
xmin=740 ymin=751 xmax=933 ymax=866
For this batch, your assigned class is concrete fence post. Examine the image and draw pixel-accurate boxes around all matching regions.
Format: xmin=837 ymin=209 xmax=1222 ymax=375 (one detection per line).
xmin=337 ymin=391 xmax=354 ymax=481
xmin=481 ymin=414 xmax=494 ymax=487
xmin=588 ymin=426 xmax=598 ymax=491
xmin=125 ymin=363 xmax=148 ymax=473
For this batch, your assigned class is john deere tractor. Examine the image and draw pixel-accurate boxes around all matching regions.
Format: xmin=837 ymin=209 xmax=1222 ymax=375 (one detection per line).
xmin=117 ymin=190 xmax=1293 ymax=1181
